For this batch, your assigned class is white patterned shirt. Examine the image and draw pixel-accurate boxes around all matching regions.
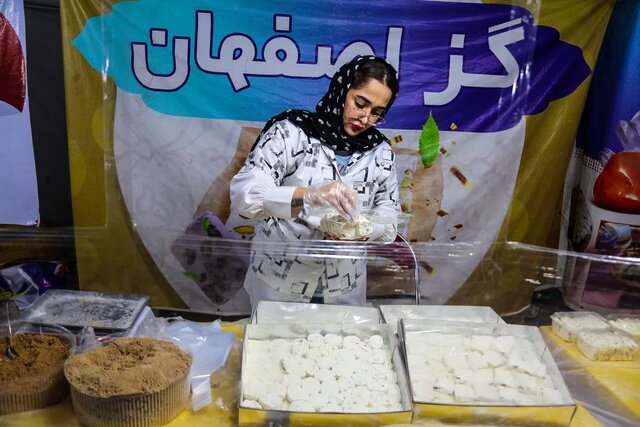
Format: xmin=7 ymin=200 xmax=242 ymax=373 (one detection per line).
xmin=230 ymin=119 xmax=400 ymax=299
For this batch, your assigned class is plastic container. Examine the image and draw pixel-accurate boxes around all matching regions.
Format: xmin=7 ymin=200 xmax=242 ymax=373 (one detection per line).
xmin=238 ymin=323 xmax=413 ymax=425
xmin=379 ymin=305 xmax=505 ymax=334
xmin=401 ymin=320 xmax=575 ymax=427
xmin=550 ymin=311 xmax=608 ymax=342
xmin=0 ymin=322 xmax=76 ymax=415
xmin=64 ymin=337 xmax=191 ymax=427
xmin=251 ymin=300 xmax=382 ymax=324
xmin=606 ymin=314 xmax=640 ymax=338
xmin=575 ymin=328 xmax=640 ymax=361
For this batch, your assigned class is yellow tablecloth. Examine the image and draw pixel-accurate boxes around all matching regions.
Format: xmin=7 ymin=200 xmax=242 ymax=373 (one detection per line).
xmin=540 ymin=325 xmax=640 ymax=426
xmin=0 ymin=324 xmax=635 ymax=426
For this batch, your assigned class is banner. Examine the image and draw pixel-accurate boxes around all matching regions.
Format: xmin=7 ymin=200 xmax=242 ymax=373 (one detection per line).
xmin=60 ymin=0 xmax=614 ymax=314
xmin=0 ymin=0 xmax=39 ymax=226
xmin=561 ymin=0 xmax=640 ymax=313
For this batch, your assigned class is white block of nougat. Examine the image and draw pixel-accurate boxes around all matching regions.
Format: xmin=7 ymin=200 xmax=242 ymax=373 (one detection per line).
xmin=607 ymin=315 xmax=640 ymax=338
xmin=453 ymin=384 xmax=476 ymax=402
xmin=576 ymin=328 xmax=640 ymax=361
xmin=473 ymin=383 xmax=499 ymax=403
xmin=551 ymin=311 xmax=608 ymax=342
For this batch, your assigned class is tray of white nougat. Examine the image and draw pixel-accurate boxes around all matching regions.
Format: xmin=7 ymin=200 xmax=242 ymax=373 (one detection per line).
xmin=400 ymin=319 xmax=576 ymax=427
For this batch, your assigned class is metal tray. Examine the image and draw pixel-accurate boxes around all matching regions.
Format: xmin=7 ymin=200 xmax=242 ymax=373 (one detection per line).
xmin=20 ymin=289 xmax=149 ymax=332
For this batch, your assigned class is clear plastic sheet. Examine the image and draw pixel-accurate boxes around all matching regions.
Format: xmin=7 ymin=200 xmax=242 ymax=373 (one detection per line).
xmin=380 ymin=304 xmax=504 ymax=333
xmin=541 ymin=326 xmax=640 ymax=427
xmin=251 ymin=300 xmax=382 ymax=325
xmin=54 ymin=0 xmax=569 ymax=318
xmin=132 ymin=313 xmax=236 ymax=412
xmin=1 ymin=227 xmax=639 ymax=316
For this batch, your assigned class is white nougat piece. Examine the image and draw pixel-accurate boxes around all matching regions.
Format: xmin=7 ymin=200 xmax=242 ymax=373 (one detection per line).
xmin=482 ymin=349 xmax=506 ymax=368
xmin=441 ymin=333 xmax=464 ymax=347
xmin=371 ymin=348 xmax=388 ymax=364
xmin=540 ymin=387 xmax=564 ymax=405
xmin=310 ymin=392 xmax=330 ymax=410
xmin=243 ymin=380 xmax=267 ymax=401
xmin=608 ymin=316 xmax=640 ymax=337
xmin=320 ymin=402 xmax=343 ymax=412
xmin=307 ymin=333 xmax=324 ymax=346
xmin=282 ymin=356 xmax=307 ymax=378
xmin=289 ymin=400 xmax=315 ymax=412
xmin=470 ymin=335 xmax=495 ymax=352
xmin=494 ymin=367 xmax=519 ymax=388
xmin=453 ymin=384 xmax=477 ymax=402
xmin=551 ymin=311 xmax=608 ymax=342
xmin=413 ymin=384 xmax=434 ymax=402
xmin=242 ymin=399 xmax=262 ymax=409
xmin=444 ymin=352 xmax=467 ymax=370
xmin=320 ymin=378 xmax=340 ymax=396
xmin=453 ymin=368 xmax=476 ymax=384
xmin=316 ymin=368 xmax=335 ymax=383
xmin=576 ymin=329 xmax=640 ymax=361
xmin=497 ymin=385 xmax=523 ymax=404
xmin=492 ymin=335 xmax=516 ymax=354
xmin=290 ymin=338 xmax=310 ymax=356
xmin=467 ymin=350 xmax=489 ymax=370
xmin=507 ymin=350 xmax=528 ymax=371
xmin=259 ymin=392 xmax=285 ymax=410
xmin=427 ymin=346 xmax=451 ymax=362
xmin=387 ymin=383 xmax=402 ymax=404
xmin=473 ymin=383 xmax=499 ymax=402
xmin=423 ymin=333 xmax=445 ymax=346
xmin=342 ymin=335 xmax=362 ymax=349
xmin=513 ymin=372 xmax=538 ymax=393
xmin=435 ymin=375 xmax=455 ymax=395
xmin=316 ymin=354 xmax=336 ymax=370
xmin=287 ymin=380 xmax=310 ymax=402
xmin=522 ymin=359 xmax=548 ymax=378
xmin=368 ymin=334 xmax=384 ymax=348
xmin=474 ymin=368 xmax=494 ymax=385
xmin=324 ymin=333 xmax=343 ymax=348
xmin=432 ymin=390 xmax=456 ymax=403
xmin=307 ymin=347 xmax=327 ymax=362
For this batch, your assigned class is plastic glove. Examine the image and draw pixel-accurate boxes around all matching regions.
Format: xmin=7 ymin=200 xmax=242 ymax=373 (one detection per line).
xmin=303 ymin=181 xmax=359 ymax=220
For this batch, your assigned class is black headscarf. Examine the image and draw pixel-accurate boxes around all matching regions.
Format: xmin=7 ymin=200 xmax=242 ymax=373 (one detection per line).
xmin=253 ymin=55 xmax=398 ymax=155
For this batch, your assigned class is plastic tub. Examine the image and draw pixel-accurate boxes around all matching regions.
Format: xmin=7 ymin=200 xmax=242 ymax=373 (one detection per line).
xmin=0 ymin=322 xmax=76 ymax=415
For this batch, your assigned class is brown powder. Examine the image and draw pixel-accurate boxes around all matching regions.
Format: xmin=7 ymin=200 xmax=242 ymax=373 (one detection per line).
xmin=0 ymin=334 xmax=70 ymax=383
xmin=64 ymin=337 xmax=191 ymax=397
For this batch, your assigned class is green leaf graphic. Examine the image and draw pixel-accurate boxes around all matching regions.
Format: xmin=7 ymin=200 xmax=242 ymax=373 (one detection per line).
xmin=419 ymin=111 xmax=440 ymax=168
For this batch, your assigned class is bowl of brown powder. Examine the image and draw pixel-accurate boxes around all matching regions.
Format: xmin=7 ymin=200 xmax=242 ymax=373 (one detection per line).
xmin=0 ymin=323 xmax=75 ymax=415
xmin=64 ymin=337 xmax=192 ymax=427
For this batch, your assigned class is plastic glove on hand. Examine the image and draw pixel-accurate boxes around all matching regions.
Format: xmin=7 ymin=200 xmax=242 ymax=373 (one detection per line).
xmin=303 ymin=181 xmax=359 ymax=220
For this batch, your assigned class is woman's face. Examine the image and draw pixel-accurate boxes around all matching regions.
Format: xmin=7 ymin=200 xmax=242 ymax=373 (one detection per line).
xmin=342 ymin=78 xmax=392 ymax=137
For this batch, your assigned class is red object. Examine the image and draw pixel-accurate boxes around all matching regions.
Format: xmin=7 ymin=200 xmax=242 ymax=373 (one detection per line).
xmin=0 ymin=12 xmax=26 ymax=113
xmin=593 ymin=151 xmax=640 ymax=214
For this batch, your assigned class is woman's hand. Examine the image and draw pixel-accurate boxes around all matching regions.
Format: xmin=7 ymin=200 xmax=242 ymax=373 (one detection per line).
xmin=302 ymin=182 xmax=359 ymax=220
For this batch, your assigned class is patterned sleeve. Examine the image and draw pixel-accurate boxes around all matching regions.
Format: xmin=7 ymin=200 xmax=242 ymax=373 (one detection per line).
xmin=371 ymin=144 xmax=401 ymax=242
xmin=230 ymin=120 xmax=298 ymax=220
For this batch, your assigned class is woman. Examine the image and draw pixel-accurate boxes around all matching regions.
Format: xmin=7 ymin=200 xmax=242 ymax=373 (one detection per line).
xmin=230 ymin=55 xmax=401 ymax=307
